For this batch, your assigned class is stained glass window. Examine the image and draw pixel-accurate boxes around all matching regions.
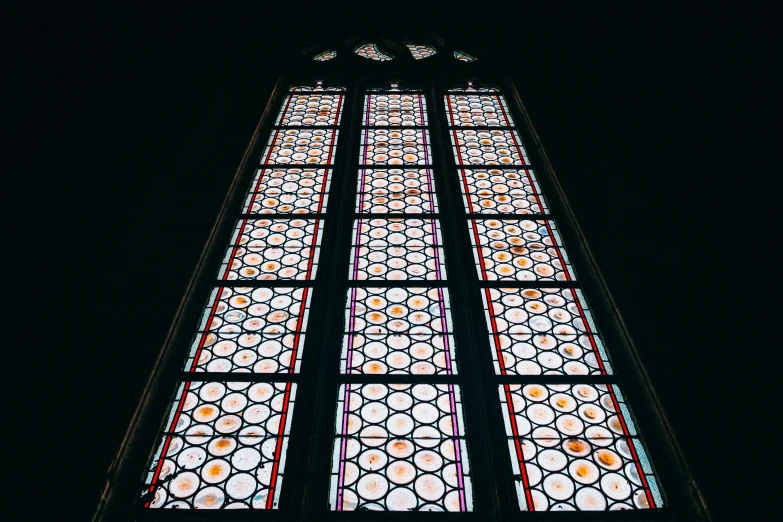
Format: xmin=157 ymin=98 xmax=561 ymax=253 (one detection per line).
xmin=313 ymin=50 xmax=336 ymax=61
xmin=454 ymin=50 xmax=477 ymax=62
xmin=355 ymin=43 xmax=394 ymax=61
xmin=328 ymin=83 xmax=473 ymax=512
xmin=139 ymin=81 xmax=344 ymax=511
xmin=445 ymin=82 xmax=664 ymax=512
xmin=99 ymin=49 xmax=701 ymax=521
xmin=406 ymin=44 xmax=437 ymax=60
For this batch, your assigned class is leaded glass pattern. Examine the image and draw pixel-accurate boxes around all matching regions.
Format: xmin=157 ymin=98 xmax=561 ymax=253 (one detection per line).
xmin=275 ymin=93 xmax=344 ymax=126
xmin=341 ymin=287 xmax=457 ymax=375
xmin=361 ymin=129 xmax=432 ymax=165
xmin=244 ymin=168 xmax=330 ymax=214
xmin=313 ymin=50 xmax=336 ymax=62
xmin=481 ymin=287 xmax=611 ymax=376
xmin=355 ymin=43 xmax=393 ymax=61
xmin=450 ymin=129 xmax=530 ymax=165
xmin=186 ymin=287 xmax=312 ymax=374
xmin=454 ymin=50 xmax=477 ymax=62
xmin=468 ymin=219 xmax=574 ymax=281
xmin=458 ymin=168 xmax=548 ymax=215
xmin=144 ymin=380 xmax=296 ymax=510
xmin=406 ymin=44 xmax=437 ymax=60
xmin=356 ymin=168 xmax=439 ymax=214
xmin=330 ymin=383 xmax=472 ymax=511
xmin=498 ymin=383 xmax=662 ymax=511
xmin=445 ymin=92 xmax=515 ymax=127
xmin=349 ymin=218 xmax=446 ymax=280
xmin=363 ymin=92 xmax=428 ymax=126
xmin=261 ymin=128 xmax=339 ymax=165
xmin=218 ymin=218 xmax=324 ymax=281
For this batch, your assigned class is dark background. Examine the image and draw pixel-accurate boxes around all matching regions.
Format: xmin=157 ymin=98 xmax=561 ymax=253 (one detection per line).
xmin=7 ymin=1 xmax=779 ymax=520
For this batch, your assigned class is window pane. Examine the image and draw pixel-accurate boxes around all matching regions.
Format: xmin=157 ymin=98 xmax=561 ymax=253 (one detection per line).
xmin=363 ymin=93 xmax=428 ymax=126
xmin=329 ymin=383 xmax=472 ymax=511
xmin=312 ymin=50 xmax=336 ymax=62
xmin=407 ymin=44 xmax=437 ymax=60
xmin=458 ymin=168 xmax=548 ymax=214
xmin=361 ymin=129 xmax=432 ymax=165
xmin=481 ymin=287 xmax=611 ymax=376
xmin=468 ymin=219 xmax=575 ymax=281
xmin=355 ymin=43 xmax=393 ymax=61
xmin=498 ymin=383 xmax=663 ymax=511
xmin=445 ymin=92 xmax=515 ymax=127
xmin=261 ymin=128 xmax=339 ymax=165
xmin=349 ymin=218 xmax=446 ymax=280
xmin=453 ymin=50 xmax=477 ymax=62
xmin=275 ymin=93 xmax=344 ymax=126
xmin=450 ymin=129 xmax=530 ymax=165
xmin=218 ymin=219 xmax=324 ymax=280
xmin=357 ymin=168 xmax=439 ymax=214
xmin=341 ymin=287 xmax=457 ymax=375
xmin=186 ymin=286 xmax=312 ymax=374
xmin=144 ymin=381 xmax=296 ymax=510
xmin=244 ymin=168 xmax=331 ymax=214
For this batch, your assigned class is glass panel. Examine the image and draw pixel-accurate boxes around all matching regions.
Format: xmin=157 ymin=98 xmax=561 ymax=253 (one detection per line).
xmin=356 ymin=168 xmax=439 ymax=214
xmin=458 ymin=168 xmax=548 ymax=215
xmin=481 ymin=287 xmax=611 ymax=376
xmin=329 ymin=383 xmax=472 ymax=511
xmin=498 ymin=383 xmax=663 ymax=511
xmin=186 ymin=287 xmax=312 ymax=374
xmin=454 ymin=50 xmax=477 ymax=62
xmin=275 ymin=93 xmax=344 ymax=126
xmin=313 ymin=50 xmax=336 ymax=62
xmin=349 ymin=218 xmax=446 ymax=280
xmin=260 ymin=128 xmax=339 ymax=165
xmin=363 ymin=93 xmax=428 ymax=126
xmin=450 ymin=129 xmax=529 ymax=165
xmin=290 ymin=82 xmax=344 ymax=92
xmin=341 ymin=287 xmax=457 ymax=375
xmin=143 ymin=381 xmax=296 ymax=510
xmin=406 ymin=44 xmax=437 ymax=60
xmin=218 ymin=219 xmax=323 ymax=281
xmin=361 ymin=129 xmax=432 ymax=165
xmin=244 ymin=168 xmax=330 ymax=214
xmin=445 ymin=92 xmax=515 ymax=127
xmin=468 ymin=219 xmax=575 ymax=281
xmin=355 ymin=43 xmax=393 ymax=61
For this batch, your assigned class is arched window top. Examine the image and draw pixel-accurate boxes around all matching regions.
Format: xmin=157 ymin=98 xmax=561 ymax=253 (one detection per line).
xmin=355 ymin=43 xmax=394 ymax=61
xmin=454 ymin=50 xmax=477 ymax=62
xmin=448 ymin=81 xmax=499 ymax=93
xmin=406 ymin=43 xmax=437 ymax=60
xmin=313 ymin=50 xmax=336 ymax=62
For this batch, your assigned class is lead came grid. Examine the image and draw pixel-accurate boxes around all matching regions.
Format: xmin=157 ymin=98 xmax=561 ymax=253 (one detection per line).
xmin=330 ymin=85 xmax=472 ymax=511
xmin=141 ymin=82 xmax=344 ymax=510
xmin=445 ymin=84 xmax=663 ymax=512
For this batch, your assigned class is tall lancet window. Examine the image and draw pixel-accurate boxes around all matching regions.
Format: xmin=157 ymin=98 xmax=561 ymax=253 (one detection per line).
xmin=93 ymin=37 xmax=709 ymax=522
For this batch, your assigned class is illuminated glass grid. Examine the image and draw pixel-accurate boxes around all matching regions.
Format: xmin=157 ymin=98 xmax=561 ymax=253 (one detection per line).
xmin=330 ymin=383 xmax=472 ymax=511
xmin=361 ymin=128 xmax=432 ymax=165
xmin=445 ymin=92 xmax=515 ymax=127
xmin=244 ymin=168 xmax=331 ymax=215
xmin=363 ymin=93 xmax=428 ymax=126
xmin=218 ymin=218 xmax=324 ymax=281
xmin=468 ymin=219 xmax=575 ymax=281
xmin=356 ymin=168 xmax=438 ymax=214
xmin=186 ymin=287 xmax=312 ymax=374
xmin=407 ymin=44 xmax=437 ymax=60
xmin=341 ymin=287 xmax=457 ymax=375
xmin=356 ymin=43 xmax=393 ymax=61
xmin=457 ymin=168 xmax=548 ymax=215
xmin=349 ymin=218 xmax=446 ymax=280
xmin=450 ymin=129 xmax=530 ymax=166
xmin=260 ymin=128 xmax=339 ymax=165
xmin=480 ymin=287 xmax=612 ymax=376
xmin=313 ymin=50 xmax=336 ymax=62
xmin=275 ymin=93 xmax=344 ymax=126
xmin=498 ymin=383 xmax=663 ymax=511
xmin=144 ymin=381 xmax=296 ymax=510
